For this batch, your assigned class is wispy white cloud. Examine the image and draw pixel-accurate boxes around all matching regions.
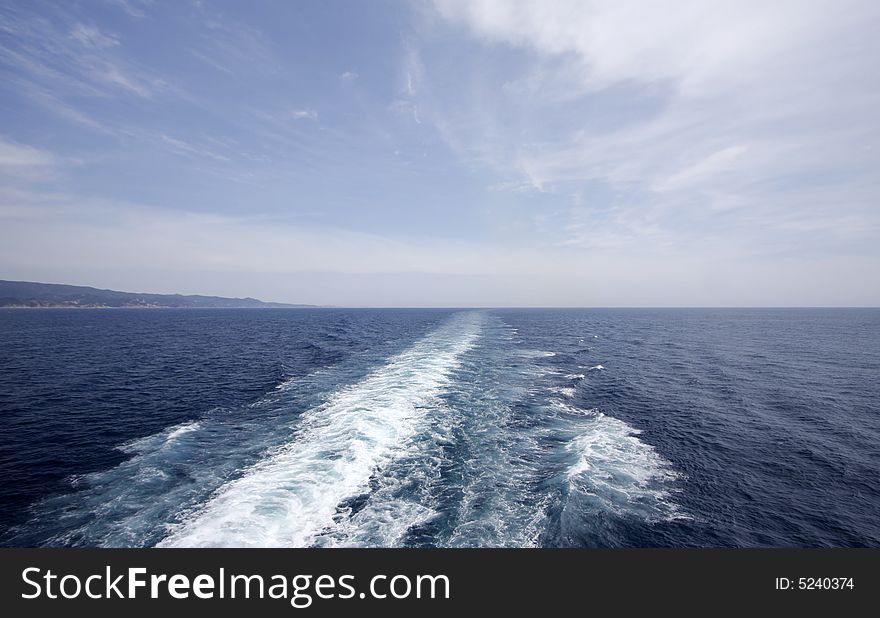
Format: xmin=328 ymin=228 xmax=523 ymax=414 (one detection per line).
xmin=388 ymin=99 xmax=422 ymax=125
xmin=387 ymin=47 xmax=427 ymax=126
xmin=0 ymin=6 xmax=164 ymax=101
xmin=105 ymin=0 xmax=152 ymax=19
xmin=98 ymin=64 xmax=155 ymax=97
xmin=11 ymin=79 xmax=113 ymax=133
xmin=70 ymin=23 xmax=120 ymax=49
xmin=434 ymin=0 xmax=853 ymax=96
xmin=0 ymin=137 xmax=57 ymax=170
xmin=290 ymin=108 xmax=318 ymax=120
xmin=159 ymin=134 xmax=232 ymax=163
xmin=426 ymin=0 xmax=880 ymax=256
xmin=189 ymin=48 xmax=234 ymax=74
xmin=196 ymin=15 xmax=279 ymax=74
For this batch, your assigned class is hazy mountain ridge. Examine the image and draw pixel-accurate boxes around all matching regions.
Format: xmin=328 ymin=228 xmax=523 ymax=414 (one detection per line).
xmin=0 ymin=280 xmax=311 ymax=308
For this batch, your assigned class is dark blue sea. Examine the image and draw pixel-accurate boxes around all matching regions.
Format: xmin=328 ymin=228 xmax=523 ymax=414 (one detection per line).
xmin=1 ymin=308 xmax=878 ymax=547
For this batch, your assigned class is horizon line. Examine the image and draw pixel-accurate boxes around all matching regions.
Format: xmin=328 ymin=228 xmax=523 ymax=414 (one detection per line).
xmin=4 ymin=305 xmax=879 ymax=310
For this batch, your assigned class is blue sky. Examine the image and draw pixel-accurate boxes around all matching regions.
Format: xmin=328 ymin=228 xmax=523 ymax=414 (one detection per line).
xmin=1 ymin=0 xmax=878 ymax=306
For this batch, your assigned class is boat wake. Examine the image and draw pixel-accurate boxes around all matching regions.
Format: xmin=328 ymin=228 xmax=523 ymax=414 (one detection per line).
xmin=159 ymin=312 xmax=484 ymax=547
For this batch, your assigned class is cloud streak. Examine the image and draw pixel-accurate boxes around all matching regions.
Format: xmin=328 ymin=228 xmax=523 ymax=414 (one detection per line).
xmin=426 ymin=0 xmax=880 ymax=258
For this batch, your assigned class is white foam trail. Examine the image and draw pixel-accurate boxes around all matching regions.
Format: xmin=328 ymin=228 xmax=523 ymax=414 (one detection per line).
xmin=165 ymin=421 xmax=201 ymax=441
xmin=436 ymin=317 xmax=556 ymax=548
xmin=119 ymin=420 xmax=201 ymax=455
xmin=588 ymin=364 xmax=605 ymax=371
xmin=312 ymin=444 xmax=445 ymax=547
xmin=519 ymin=350 xmax=556 ymax=358
xmin=159 ymin=312 xmax=484 ymax=547
xmin=559 ymin=403 xmax=683 ymax=521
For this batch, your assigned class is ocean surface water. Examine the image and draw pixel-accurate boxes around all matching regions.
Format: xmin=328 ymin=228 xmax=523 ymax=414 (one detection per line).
xmin=0 ymin=308 xmax=878 ymax=547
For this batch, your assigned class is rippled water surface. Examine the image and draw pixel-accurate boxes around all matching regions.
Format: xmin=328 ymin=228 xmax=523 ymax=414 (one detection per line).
xmin=1 ymin=308 xmax=878 ymax=546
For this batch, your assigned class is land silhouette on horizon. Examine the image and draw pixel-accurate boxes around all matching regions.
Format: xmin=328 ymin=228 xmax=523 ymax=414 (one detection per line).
xmin=0 ymin=280 xmax=313 ymax=309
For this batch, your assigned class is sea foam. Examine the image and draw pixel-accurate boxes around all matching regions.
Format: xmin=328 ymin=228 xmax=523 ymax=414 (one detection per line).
xmin=555 ymin=402 xmax=683 ymax=522
xmin=159 ymin=312 xmax=484 ymax=547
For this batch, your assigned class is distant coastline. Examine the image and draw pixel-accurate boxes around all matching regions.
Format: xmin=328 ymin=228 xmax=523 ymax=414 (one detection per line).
xmin=0 ymin=280 xmax=314 ymax=309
